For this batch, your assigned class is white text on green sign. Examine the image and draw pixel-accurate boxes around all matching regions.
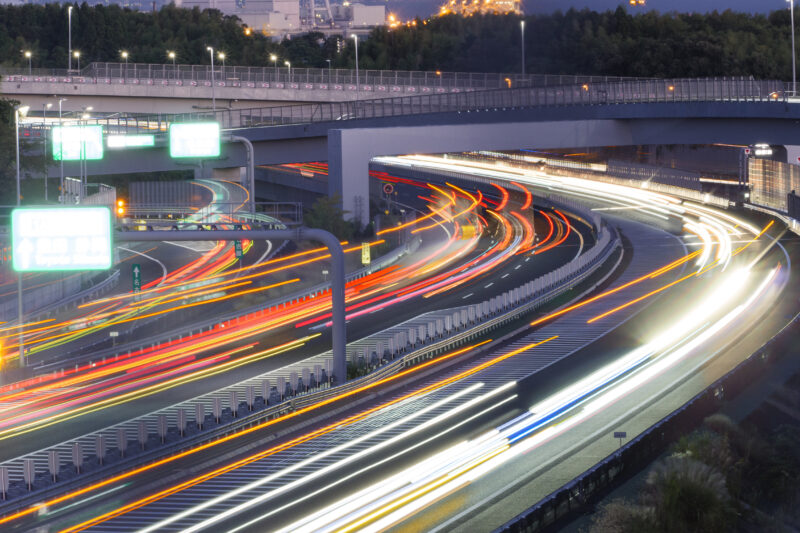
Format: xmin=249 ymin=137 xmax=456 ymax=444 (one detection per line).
xmin=107 ymin=134 xmax=155 ymax=149
xmin=52 ymin=125 xmax=104 ymax=161
xmin=12 ymin=207 xmax=113 ymax=271
xmin=169 ymin=122 xmax=221 ymax=158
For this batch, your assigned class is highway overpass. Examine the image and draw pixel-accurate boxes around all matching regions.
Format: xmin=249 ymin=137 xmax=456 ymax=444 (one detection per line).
xmin=30 ymin=76 xmax=798 ymax=225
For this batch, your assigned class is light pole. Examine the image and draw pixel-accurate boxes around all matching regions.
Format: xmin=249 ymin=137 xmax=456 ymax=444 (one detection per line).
xmin=58 ymin=98 xmax=66 ymax=204
xmin=520 ymin=19 xmax=526 ymax=77
xmin=168 ymin=50 xmax=176 ymax=80
xmin=270 ymin=53 xmax=277 ymax=81
xmin=68 ymin=5 xmax=73 ymax=71
xmin=790 ymin=0 xmax=797 ymax=96
xmin=43 ymin=102 xmax=52 ymax=201
xmin=24 ymin=51 xmax=32 ymax=75
xmin=73 ymin=50 xmax=80 ymax=72
xmin=14 ymin=105 xmax=29 ymax=368
xmin=218 ymin=51 xmax=225 ymax=77
xmin=351 ymin=34 xmax=359 ymax=102
xmin=326 ymin=58 xmax=331 ymax=82
xmin=121 ymin=50 xmax=128 ymax=80
xmin=284 ymin=60 xmax=291 ymax=83
xmin=207 ymin=46 xmax=216 ymax=112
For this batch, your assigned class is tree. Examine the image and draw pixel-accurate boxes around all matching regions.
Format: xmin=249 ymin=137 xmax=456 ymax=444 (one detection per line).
xmin=304 ymin=195 xmax=355 ymax=241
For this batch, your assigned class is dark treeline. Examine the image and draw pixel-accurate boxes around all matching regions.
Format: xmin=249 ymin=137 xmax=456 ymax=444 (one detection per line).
xmin=0 ymin=3 xmax=338 ymax=71
xmin=0 ymin=4 xmax=796 ymax=79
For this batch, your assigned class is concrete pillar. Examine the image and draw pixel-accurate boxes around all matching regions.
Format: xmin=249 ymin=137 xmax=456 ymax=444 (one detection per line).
xmin=328 ymin=129 xmax=370 ymax=227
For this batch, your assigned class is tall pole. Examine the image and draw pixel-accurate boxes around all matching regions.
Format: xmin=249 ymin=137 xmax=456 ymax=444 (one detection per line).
xmin=787 ymin=0 xmax=797 ymax=96
xmin=43 ymin=103 xmax=50 ymax=201
xmin=59 ymin=98 xmax=65 ymax=204
xmin=68 ymin=6 xmax=73 ymax=71
xmin=352 ymin=34 xmax=359 ymax=103
xmin=207 ymin=46 xmax=216 ymax=112
xmin=14 ymin=107 xmax=26 ymax=368
xmin=521 ymin=19 xmax=525 ymax=77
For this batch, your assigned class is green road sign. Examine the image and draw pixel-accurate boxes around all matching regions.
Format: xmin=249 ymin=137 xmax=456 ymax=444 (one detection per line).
xmin=234 ymin=240 xmax=243 ymax=259
xmin=132 ymin=263 xmax=141 ymax=293
xmin=12 ymin=207 xmax=112 ymax=271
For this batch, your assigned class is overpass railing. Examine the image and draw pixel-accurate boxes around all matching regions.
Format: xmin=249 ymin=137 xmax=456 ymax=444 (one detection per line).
xmin=2 ymin=61 xmax=644 ymax=94
xmin=52 ymin=76 xmax=784 ymax=134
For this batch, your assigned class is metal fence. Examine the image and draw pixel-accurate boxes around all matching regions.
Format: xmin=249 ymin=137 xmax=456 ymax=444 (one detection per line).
xmin=26 ymin=77 xmax=785 ymax=135
xmin=2 ymin=61 xmax=646 ymax=92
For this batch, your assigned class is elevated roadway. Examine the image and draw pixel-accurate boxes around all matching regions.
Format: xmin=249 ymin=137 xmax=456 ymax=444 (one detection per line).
xmin=28 ymin=76 xmax=798 ymax=225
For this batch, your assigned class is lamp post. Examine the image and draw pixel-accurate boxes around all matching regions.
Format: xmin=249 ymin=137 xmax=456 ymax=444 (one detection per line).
xmin=43 ymin=102 xmax=52 ymax=201
xmin=68 ymin=5 xmax=73 ymax=71
xmin=73 ymin=50 xmax=80 ymax=72
xmin=24 ymin=51 xmax=32 ymax=75
xmin=520 ymin=19 xmax=526 ymax=77
xmin=270 ymin=53 xmax=277 ymax=81
xmin=58 ymin=98 xmax=66 ymax=204
xmin=218 ymin=51 xmax=225 ymax=77
xmin=207 ymin=46 xmax=216 ymax=112
xmin=14 ymin=104 xmax=29 ymax=368
xmin=284 ymin=60 xmax=291 ymax=83
xmin=351 ymin=34 xmax=359 ymax=102
xmin=326 ymin=58 xmax=332 ymax=82
xmin=121 ymin=50 xmax=128 ymax=80
xmin=168 ymin=51 xmax=176 ymax=80
xmin=790 ymin=0 xmax=797 ymax=96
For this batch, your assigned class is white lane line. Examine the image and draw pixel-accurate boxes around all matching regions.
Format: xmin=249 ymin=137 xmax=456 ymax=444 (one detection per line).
xmin=514 ymin=265 xmax=521 ymax=270
xmin=462 ymin=293 xmax=474 ymax=299
xmin=484 ymin=283 xmax=494 ymax=289
xmin=119 ymin=246 xmax=168 ymax=287
xmin=501 ymin=273 xmax=510 ymax=279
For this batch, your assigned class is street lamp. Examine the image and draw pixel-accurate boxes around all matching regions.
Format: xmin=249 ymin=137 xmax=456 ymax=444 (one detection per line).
xmin=218 ymin=51 xmax=225 ymax=74
xmin=68 ymin=5 xmax=73 ymax=71
xmin=206 ymin=46 xmax=216 ymax=111
xmin=351 ymin=34 xmax=359 ymax=101
xmin=790 ymin=0 xmax=797 ymax=96
xmin=43 ymin=103 xmax=52 ymax=201
xmin=14 ymin=104 xmax=29 ymax=368
xmin=73 ymin=50 xmax=81 ymax=72
xmin=121 ymin=50 xmax=128 ymax=80
xmin=23 ymin=51 xmax=32 ymax=75
xmin=270 ymin=53 xmax=278 ymax=81
xmin=167 ymin=51 xmax=176 ymax=80
xmin=58 ymin=98 xmax=67 ymax=204
xmin=520 ymin=19 xmax=526 ymax=77
xmin=284 ymin=60 xmax=291 ymax=82
xmin=326 ymin=58 xmax=332 ymax=81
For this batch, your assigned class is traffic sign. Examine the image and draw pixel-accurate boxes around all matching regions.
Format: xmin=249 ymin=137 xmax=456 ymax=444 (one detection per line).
xmin=12 ymin=207 xmax=112 ymax=271
xmin=361 ymin=242 xmax=371 ymax=266
xmin=234 ymin=240 xmax=243 ymax=259
xmin=132 ymin=263 xmax=141 ymax=293
xmin=383 ymin=183 xmax=394 ymax=195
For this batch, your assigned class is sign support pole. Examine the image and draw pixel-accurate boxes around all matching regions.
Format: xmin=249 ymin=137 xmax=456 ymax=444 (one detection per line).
xmin=116 ymin=228 xmax=348 ymax=384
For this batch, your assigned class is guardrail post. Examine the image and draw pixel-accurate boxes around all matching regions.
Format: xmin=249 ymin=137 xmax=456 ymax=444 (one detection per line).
xmin=177 ymin=409 xmax=187 ymax=437
xmin=72 ymin=442 xmax=83 ymax=473
xmin=48 ymin=450 xmax=58 ymax=482
xmin=213 ymin=397 xmax=222 ymax=423
xmin=23 ymin=459 xmax=34 ymax=491
xmin=117 ymin=428 xmax=127 ymax=457
xmin=195 ymin=403 xmax=204 ymax=430
xmin=157 ymin=414 xmax=167 ymax=443
xmin=138 ymin=421 xmax=148 ymax=450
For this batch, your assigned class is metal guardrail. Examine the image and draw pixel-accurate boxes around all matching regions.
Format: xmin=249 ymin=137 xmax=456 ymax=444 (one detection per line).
xmin=2 ymin=61 xmax=647 ymax=92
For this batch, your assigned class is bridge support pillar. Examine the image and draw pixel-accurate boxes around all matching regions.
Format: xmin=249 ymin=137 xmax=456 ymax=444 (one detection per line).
xmin=328 ymin=129 xmax=370 ymax=228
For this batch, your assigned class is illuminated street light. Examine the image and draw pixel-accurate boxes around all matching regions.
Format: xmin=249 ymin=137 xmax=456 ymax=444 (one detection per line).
xmin=520 ymin=19 xmax=525 ymax=76
xmin=167 ymin=51 xmax=176 ymax=80
xmin=284 ymin=60 xmax=291 ymax=82
xmin=73 ymin=50 xmax=81 ymax=72
xmin=23 ymin=50 xmax=32 ymax=75
xmin=68 ymin=6 xmax=73 ymax=71
xmin=351 ymin=34 xmax=359 ymax=101
xmin=13 ymin=104 xmax=29 ymax=367
xmin=207 ymin=46 xmax=216 ymax=112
